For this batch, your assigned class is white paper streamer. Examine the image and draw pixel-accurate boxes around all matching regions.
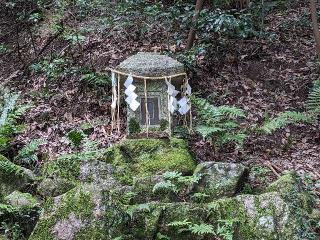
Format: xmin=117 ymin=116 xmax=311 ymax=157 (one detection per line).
xmin=124 ymin=74 xmax=134 ymax=88
xmin=168 ymin=96 xmax=177 ymax=114
xmin=178 ymin=97 xmax=190 ymax=115
xmin=166 ymin=79 xmax=180 ymax=114
xmin=124 ymin=74 xmax=140 ymax=111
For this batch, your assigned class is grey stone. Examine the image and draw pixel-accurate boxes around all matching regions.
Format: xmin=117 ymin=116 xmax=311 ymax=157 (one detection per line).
xmin=193 ymin=162 xmax=248 ymax=199
xmin=4 ymin=191 xmax=39 ymax=208
xmin=37 ymin=177 xmax=75 ymax=197
xmin=0 ymin=155 xmax=35 ymax=199
xmin=52 ymin=213 xmax=83 ymax=240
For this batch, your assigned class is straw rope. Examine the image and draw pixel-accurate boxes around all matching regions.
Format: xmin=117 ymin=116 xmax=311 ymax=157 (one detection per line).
xmin=106 ymin=67 xmax=187 ymax=80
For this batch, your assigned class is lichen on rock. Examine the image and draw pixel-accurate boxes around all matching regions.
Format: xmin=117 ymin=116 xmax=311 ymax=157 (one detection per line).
xmin=193 ymin=161 xmax=249 ymax=200
xmin=4 ymin=191 xmax=39 ymax=208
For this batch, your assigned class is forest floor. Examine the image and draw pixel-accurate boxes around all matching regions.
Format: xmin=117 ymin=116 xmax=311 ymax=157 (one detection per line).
xmin=0 ymin=1 xmax=319 ymax=194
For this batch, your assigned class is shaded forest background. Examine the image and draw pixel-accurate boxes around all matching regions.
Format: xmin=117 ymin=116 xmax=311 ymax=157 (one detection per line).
xmin=0 ymin=0 xmax=319 ymax=196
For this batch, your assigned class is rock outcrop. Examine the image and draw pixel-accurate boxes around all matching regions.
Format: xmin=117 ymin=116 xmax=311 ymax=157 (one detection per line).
xmin=1 ymin=139 xmax=318 ymax=240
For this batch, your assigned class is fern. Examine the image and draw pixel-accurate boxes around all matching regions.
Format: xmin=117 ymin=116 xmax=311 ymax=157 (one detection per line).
xmin=260 ymin=111 xmax=311 ymax=134
xmin=191 ymin=97 xmax=246 ymax=148
xmin=177 ymin=173 xmax=203 ymax=186
xmin=168 ymin=219 xmax=192 ymax=228
xmin=156 ymin=233 xmax=171 ymax=240
xmin=189 ymin=223 xmax=215 ymax=235
xmin=0 ymin=155 xmax=24 ymax=177
xmin=152 ymin=181 xmax=178 ymax=193
xmin=0 ymin=87 xmax=32 ymax=153
xmin=126 ymin=203 xmax=150 ymax=219
xmin=14 ymin=139 xmax=46 ymax=167
xmin=163 ymin=171 xmax=182 ymax=180
xmin=306 ymin=80 xmax=320 ymax=115
xmin=168 ymin=220 xmax=216 ymax=236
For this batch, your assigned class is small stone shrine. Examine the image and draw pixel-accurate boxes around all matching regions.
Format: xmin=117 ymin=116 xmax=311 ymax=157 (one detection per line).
xmin=107 ymin=52 xmax=192 ymax=136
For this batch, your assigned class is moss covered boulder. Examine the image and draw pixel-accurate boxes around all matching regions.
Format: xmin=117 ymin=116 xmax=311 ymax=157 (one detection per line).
xmin=4 ymin=191 xmax=39 ymax=208
xmin=37 ymin=177 xmax=75 ymax=197
xmin=41 ymin=138 xmax=196 ymax=187
xmin=0 ymin=154 xmax=35 ymax=200
xmin=106 ymin=138 xmax=196 ymax=184
xmin=193 ymin=162 xmax=248 ymax=200
xmin=29 ymin=184 xmax=106 ymax=240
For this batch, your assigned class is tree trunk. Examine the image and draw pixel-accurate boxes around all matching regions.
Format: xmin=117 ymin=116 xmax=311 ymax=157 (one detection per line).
xmin=310 ymin=0 xmax=320 ymax=57
xmin=186 ymin=0 xmax=205 ymax=50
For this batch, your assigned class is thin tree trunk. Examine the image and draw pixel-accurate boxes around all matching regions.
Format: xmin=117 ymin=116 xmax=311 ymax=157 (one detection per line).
xmin=310 ymin=0 xmax=320 ymax=57
xmin=186 ymin=0 xmax=205 ymax=50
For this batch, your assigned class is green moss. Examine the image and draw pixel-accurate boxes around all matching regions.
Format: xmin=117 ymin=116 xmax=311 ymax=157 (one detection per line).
xmin=4 ymin=191 xmax=38 ymax=208
xmin=135 ymin=149 xmax=195 ymax=176
xmin=119 ymin=139 xmax=166 ymax=158
xmin=74 ymin=224 xmax=106 ymax=240
xmin=54 ymin=186 xmax=95 ymax=220
xmin=111 ymin=138 xmax=195 ymax=183
xmin=266 ymin=173 xmax=296 ymax=193
xmin=29 ymin=217 xmax=56 ymax=240
xmin=41 ymin=155 xmax=82 ymax=183
xmin=30 ymin=186 xmax=96 ymax=240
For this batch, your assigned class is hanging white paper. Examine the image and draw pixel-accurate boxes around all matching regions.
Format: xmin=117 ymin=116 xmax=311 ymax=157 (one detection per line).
xmin=168 ymin=96 xmax=177 ymax=114
xmin=125 ymin=92 xmax=138 ymax=104
xmin=178 ymin=97 xmax=190 ymax=115
xmin=124 ymin=84 xmax=136 ymax=95
xmin=129 ymin=99 xmax=140 ymax=111
xmin=124 ymin=74 xmax=134 ymax=88
xmin=124 ymin=74 xmax=140 ymax=112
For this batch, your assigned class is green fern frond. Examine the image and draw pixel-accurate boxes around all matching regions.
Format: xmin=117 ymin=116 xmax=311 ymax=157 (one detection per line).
xmin=306 ymin=81 xmax=320 ymax=114
xmin=163 ymin=171 xmax=182 ymax=180
xmin=260 ymin=111 xmax=311 ymax=134
xmin=14 ymin=139 xmax=46 ymax=165
xmin=219 ymin=133 xmax=247 ymax=146
xmin=152 ymin=180 xmax=178 ymax=193
xmin=189 ymin=223 xmax=215 ymax=235
xmin=168 ymin=219 xmax=192 ymax=228
xmin=217 ymin=105 xmax=246 ymax=118
xmin=196 ymin=125 xmax=224 ymax=139
xmin=126 ymin=203 xmax=150 ymax=219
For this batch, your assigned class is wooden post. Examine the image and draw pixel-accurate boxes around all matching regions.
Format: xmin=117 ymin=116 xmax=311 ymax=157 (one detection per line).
xmin=117 ymin=74 xmax=121 ymax=133
xmin=144 ymin=78 xmax=149 ymax=137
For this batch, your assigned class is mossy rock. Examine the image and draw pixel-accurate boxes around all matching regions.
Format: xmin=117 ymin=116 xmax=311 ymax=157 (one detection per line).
xmin=193 ymin=162 xmax=248 ymax=200
xmin=4 ymin=191 xmax=39 ymax=208
xmin=0 ymin=154 xmax=35 ymax=200
xmin=37 ymin=177 xmax=75 ymax=197
xmin=111 ymin=138 xmax=196 ymax=184
xmin=41 ymin=151 xmax=118 ymax=186
xmin=266 ymin=172 xmax=296 ymax=193
xmin=29 ymin=184 xmax=105 ymax=240
xmin=131 ymin=175 xmax=177 ymax=204
xmin=40 ymin=138 xmax=195 ymax=186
